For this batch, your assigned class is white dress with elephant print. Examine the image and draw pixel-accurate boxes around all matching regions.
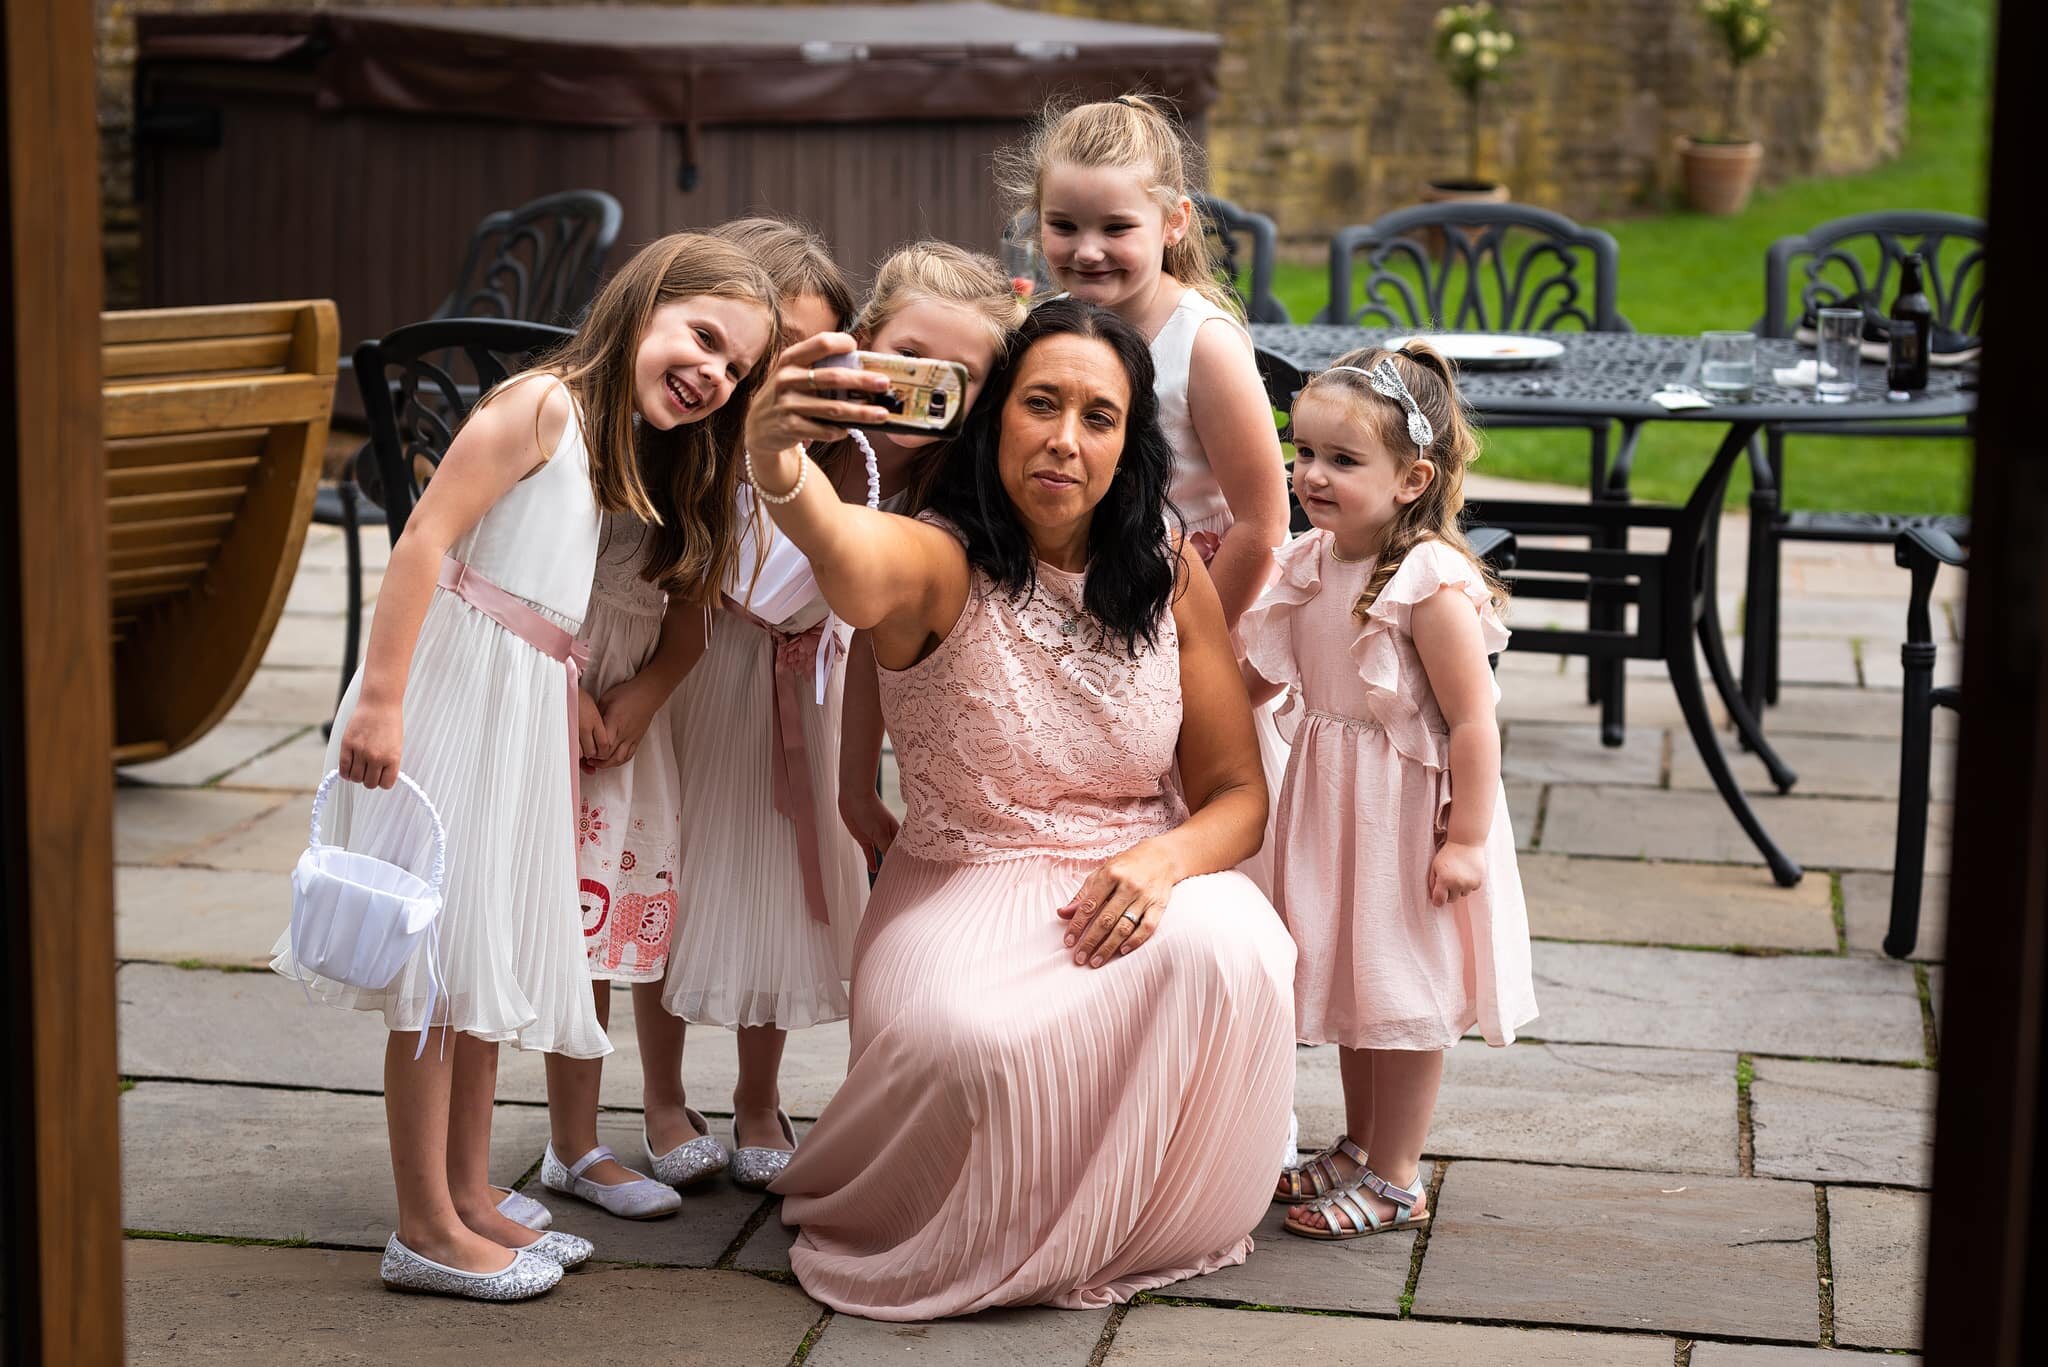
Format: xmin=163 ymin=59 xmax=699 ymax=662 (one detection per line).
xmin=576 ymin=514 xmax=685 ymax=983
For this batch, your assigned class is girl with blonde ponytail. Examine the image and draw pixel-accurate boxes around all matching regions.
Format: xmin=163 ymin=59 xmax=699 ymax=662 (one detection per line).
xmin=1240 ymin=343 xmax=1535 ymax=1243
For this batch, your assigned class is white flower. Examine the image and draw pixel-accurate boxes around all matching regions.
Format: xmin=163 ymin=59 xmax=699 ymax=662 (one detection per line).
xmin=1741 ymin=14 xmax=1761 ymax=40
xmin=1499 ymin=32 xmax=1516 ymax=52
xmin=1451 ymin=31 xmax=1476 ymax=55
xmin=1435 ymin=7 xmax=1456 ymax=27
xmin=1477 ymin=31 xmax=1497 ymax=50
xmin=1477 ymin=48 xmax=1499 ymax=70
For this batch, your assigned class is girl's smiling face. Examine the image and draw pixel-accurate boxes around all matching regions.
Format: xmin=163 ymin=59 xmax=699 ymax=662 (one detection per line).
xmin=634 ymin=295 xmax=773 ymax=431
xmin=1289 ymin=388 xmax=1435 ymax=553
xmin=1037 ymin=161 xmax=1190 ymax=315
xmin=861 ymin=297 xmax=1002 ymax=450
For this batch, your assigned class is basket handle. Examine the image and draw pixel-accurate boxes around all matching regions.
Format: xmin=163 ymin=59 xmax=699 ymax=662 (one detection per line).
xmin=310 ymin=768 xmax=449 ymax=897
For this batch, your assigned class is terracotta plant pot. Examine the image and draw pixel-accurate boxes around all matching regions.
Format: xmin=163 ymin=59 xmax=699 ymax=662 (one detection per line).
xmin=1679 ymin=138 xmax=1763 ymax=215
xmin=1416 ymin=179 xmax=1510 ymax=253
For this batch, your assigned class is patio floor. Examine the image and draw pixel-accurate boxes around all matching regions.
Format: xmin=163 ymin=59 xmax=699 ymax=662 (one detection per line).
xmin=114 ymin=472 xmax=1947 ymax=1364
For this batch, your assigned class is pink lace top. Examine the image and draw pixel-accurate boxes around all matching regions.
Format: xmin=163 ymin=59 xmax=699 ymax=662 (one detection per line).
xmin=879 ymin=538 xmax=1189 ymax=864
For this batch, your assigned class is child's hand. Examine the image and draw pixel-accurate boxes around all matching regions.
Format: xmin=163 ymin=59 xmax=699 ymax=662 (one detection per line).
xmin=838 ymin=788 xmax=900 ymax=873
xmin=594 ymin=676 xmax=663 ymax=769
xmin=577 ymin=688 xmax=612 ymax=769
xmin=1428 ymin=840 xmax=1487 ymax=907
xmin=338 ymin=698 xmax=403 ymax=790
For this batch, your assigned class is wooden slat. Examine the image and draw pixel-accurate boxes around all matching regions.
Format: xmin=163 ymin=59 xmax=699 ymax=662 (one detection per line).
xmin=102 ymin=373 xmax=333 ymax=439
xmin=103 ymin=333 xmax=292 ymax=381
xmin=107 ymin=428 xmax=267 ymax=470
xmin=111 ymin=582 xmax=185 ymax=608
xmin=109 ymin=538 xmax=219 ymax=567
xmin=107 ymin=486 xmax=246 ymax=522
xmin=110 ymin=740 xmax=170 ymax=765
xmin=109 ymin=561 xmax=208 ymax=586
xmin=106 ymin=456 xmax=260 ymax=497
xmin=100 ymin=300 xmax=308 ymax=346
xmin=108 ymin=512 xmax=233 ymax=550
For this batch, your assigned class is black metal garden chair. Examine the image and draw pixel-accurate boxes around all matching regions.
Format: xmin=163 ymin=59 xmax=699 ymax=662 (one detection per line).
xmin=319 ymin=190 xmax=622 ymax=723
xmin=1321 ymin=200 xmax=1637 ymax=710
xmin=1739 ymin=211 xmax=1983 ymax=720
xmin=1884 ymin=524 xmax=1966 ymax=958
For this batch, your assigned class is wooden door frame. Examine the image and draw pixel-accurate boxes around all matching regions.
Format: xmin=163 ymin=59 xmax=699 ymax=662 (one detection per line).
xmin=1924 ymin=0 xmax=2048 ymax=1360
xmin=1 ymin=0 xmax=123 ymax=1361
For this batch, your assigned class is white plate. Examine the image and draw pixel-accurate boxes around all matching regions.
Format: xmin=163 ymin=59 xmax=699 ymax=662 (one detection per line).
xmin=1386 ymin=333 xmax=1565 ymax=370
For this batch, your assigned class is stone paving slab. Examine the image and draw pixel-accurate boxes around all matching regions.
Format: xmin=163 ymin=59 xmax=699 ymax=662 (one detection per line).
xmin=1503 ymin=722 xmax=1668 ymax=787
xmin=121 ymin=965 xmax=853 ymax=1119
xmin=182 ymin=795 xmax=318 ymax=872
xmin=1298 ymin=1043 xmax=1738 ymax=1175
xmin=124 ymin=1242 xmax=818 ymax=1365
xmin=1691 ymin=1345 xmax=1919 ymax=1365
xmin=810 ymin=1306 xmax=1111 ymax=1366
xmin=1106 ymin=1305 xmax=1672 ymax=1365
xmin=121 ymin=1081 xmax=551 ymax=1248
xmin=1829 ymin=1186 xmax=1927 ymax=1351
xmin=260 ymin=611 xmax=358 ymax=670
xmin=1750 ymin=1058 xmax=1935 ymax=1187
xmin=222 ymin=665 xmax=342 ymax=728
xmin=1497 ymin=664 xmax=1728 ymax=732
xmin=117 ymin=722 xmax=307 ymax=789
xmin=215 ymin=728 xmax=329 ymax=791
xmin=1539 ymin=785 xmax=1949 ymax=874
xmin=1519 ymin=854 xmax=1837 ymax=952
xmin=114 ymin=785 xmax=292 ymax=865
xmin=116 ymin=866 xmax=289 ymax=967
xmin=1669 ymin=733 xmax=1953 ymax=803
xmin=732 ymin=1200 xmax=799 ymax=1273
xmin=1414 ymin=1161 xmax=1818 ymax=1340
xmin=1770 ymin=638 xmax=1861 ymax=689
xmin=1758 ymin=685 xmax=1954 ymax=742
xmin=1160 ymin=1164 xmax=1433 ymax=1313
xmin=1840 ymin=871 xmax=1946 ymax=961
xmin=512 ymin=1113 xmax=796 ymax=1268
xmin=1927 ymin=967 xmax=1943 ymax=1047
xmin=1857 ymin=640 xmax=1962 ymax=692
xmin=1528 ymin=941 xmax=1926 ymax=1062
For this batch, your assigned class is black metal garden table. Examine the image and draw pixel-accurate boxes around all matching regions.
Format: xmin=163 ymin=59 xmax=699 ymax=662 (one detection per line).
xmin=1250 ymin=325 xmax=1978 ymax=887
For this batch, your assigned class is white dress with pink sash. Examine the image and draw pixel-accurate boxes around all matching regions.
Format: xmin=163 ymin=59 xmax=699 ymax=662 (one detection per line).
xmin=272 ymin=383 xmax=609 ymax=1058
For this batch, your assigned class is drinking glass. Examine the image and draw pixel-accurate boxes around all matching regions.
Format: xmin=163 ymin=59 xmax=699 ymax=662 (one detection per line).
xmin=1816 ymin=307 xmax=1863 ymax=403
xmin=1700 ymin=330 xmax=1755 ymax=399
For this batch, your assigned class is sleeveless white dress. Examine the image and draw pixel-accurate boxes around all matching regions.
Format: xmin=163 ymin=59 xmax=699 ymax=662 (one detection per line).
xmin=272 ymin=382 xmax=610 ymax=1059
xmin=660 ymin=489 xmax=868 ymax=1030
xmin=1149 ymin=290 xmax=1292 ymax=900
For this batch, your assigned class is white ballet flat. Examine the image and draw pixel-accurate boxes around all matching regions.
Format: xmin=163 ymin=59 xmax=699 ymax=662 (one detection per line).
xmin=645 ymin=1108 xmax=730 ymax=1189
xmin=492 ymin=1184 xmax=552 ymax=1231
xmin=513 ymin=1229 xmax=595 ymax=1270
xmin=540 ymin=1142 xmax=683 ymax=1220
xmin=379 ymin=1234 xmax=561 ymax=1301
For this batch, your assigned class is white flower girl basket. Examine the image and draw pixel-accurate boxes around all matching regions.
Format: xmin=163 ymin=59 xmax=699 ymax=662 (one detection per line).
xmin=290 ymin=768 xmax=447 ymax=1057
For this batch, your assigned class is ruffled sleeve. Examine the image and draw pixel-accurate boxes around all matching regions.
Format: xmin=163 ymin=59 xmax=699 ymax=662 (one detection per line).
xmin=1349 ymin=539 xmax=1510 ymax=774
xmin=1235 ymin=532 xmax=1326 ymax=694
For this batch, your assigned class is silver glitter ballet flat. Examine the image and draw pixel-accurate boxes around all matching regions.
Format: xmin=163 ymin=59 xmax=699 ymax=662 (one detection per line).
xmin=379 ymin=1234 xmax=562 ymax=1301
xmin=540 ymin=1142 xmax=683 ymax=1220
xmin=730 ymin=1108 xmax=799 ymax=1191
xmin=514 ymin=1229 xmax=594 ymax=1270
xmin=493 ymin=1184 xmax=552 ymax=1231
xmin=645 ymin=1108 xmax=730 ymax=1189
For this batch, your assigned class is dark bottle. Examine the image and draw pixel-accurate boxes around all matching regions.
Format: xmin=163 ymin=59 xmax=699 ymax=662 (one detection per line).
xmin=1886 ymin=252 xmax=1933 ymax=393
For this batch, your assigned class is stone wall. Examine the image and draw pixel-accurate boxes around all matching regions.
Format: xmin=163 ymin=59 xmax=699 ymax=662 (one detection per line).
xmin=97 ymin=0 xmax=1908 ymax=301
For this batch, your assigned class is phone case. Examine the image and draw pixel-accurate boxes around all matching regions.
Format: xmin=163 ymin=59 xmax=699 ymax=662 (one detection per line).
xmin=814 ymin=350 xmax=971 ymax=438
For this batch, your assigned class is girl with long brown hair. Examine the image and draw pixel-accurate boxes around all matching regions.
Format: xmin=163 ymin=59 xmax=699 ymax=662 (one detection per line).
xmin=272 ymin=232 xmax=778 ymax=1298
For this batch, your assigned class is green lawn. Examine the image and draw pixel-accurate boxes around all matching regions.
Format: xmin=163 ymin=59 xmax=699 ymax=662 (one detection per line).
xmin=1268 ymin=0 xmax=1989 ymax=513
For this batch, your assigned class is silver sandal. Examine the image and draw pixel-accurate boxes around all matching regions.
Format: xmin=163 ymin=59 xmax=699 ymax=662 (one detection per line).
xmin=1274 ymin=1135 xmax=1366 ymax=1204
xmin=1286 ymin=1165 xmax=1429 ymax=1241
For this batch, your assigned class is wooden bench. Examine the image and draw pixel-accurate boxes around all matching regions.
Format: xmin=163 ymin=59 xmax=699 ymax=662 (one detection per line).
xmin=102 ymin=300 xmax=338 ymax=764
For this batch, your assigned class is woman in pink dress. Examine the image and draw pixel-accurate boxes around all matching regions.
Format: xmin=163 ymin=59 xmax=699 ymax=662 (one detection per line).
xmin=736 ymin=298 xmax=1297 ymax=1319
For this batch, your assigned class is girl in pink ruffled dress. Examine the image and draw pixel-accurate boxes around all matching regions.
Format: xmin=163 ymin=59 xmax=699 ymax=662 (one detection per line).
xmin=1241 ymin=343 xmax=1538 ymax=1241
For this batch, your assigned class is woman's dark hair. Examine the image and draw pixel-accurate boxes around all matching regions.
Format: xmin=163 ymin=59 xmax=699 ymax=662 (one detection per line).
xmin=927 ymin=297 xmax=1181 ymax=655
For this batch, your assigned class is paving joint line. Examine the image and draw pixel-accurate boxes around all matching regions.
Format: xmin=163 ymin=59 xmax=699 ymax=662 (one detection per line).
xmin=1673 ymin=1340 xmax=1693 ymax=1367
xmin=786 ymin=1306 xmax=833 ymax=1367
xmin=1736 ymin=1054 xmax=1756 ymax=1177
xmin=1528 ymin=784 xmax=1550 ymax=850
xmin=1913 ymin=963 xmax=1939 ymax=1063
xmin=198 ymin=722 xmax=320 ymax=788
xmin=715 ymin=1195 xmax=780 ymax=1269
xmin=1398 ymin=1158 xmax=1449 ymax=1317
xmin=1829 ymin=873 xmax=1848 ymax=954
xmin=1815 ymin=1186 xmax=1837 ymax=1346
xmin=1086 ymin=1302 xmax=1132 ymax=1367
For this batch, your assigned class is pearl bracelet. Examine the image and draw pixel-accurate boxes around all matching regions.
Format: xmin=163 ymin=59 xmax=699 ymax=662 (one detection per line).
xmin=745 ymin=444 xmax=808 ymax=505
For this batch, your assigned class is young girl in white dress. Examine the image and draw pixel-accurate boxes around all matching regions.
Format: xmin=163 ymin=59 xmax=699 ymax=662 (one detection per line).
xmin=272 ymin=234 xmax=778 ymax=1299
xmin=997 ymin=93 xmax=1293 ymax=897
xmin=659 ymin=241 xmax=1024 ymax=1191
xmin=539 ymin=219 xmax=858 ymax=1211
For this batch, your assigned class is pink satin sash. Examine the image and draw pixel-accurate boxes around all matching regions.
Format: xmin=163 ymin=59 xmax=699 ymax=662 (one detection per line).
xmin=721 ymin=594 xmax=831 ymax=925
xmin=438 ymin=556 xmax=593 ymax=844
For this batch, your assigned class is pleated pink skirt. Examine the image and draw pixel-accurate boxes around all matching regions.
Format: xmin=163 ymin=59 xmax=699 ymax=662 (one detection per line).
xmin=775 ymin=849 xmax=1297 ymax=1319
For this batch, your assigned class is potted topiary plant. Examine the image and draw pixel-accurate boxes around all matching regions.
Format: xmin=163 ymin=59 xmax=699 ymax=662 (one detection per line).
xmin=1680 ymin=0 xmax=1782 ymax=215
xmin=1425 ymin=4 xmax=1518 ymax=209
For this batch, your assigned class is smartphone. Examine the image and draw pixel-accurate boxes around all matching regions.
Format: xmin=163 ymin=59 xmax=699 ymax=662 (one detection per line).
xmin=813 ymin=350 xmax=970 ymax=438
